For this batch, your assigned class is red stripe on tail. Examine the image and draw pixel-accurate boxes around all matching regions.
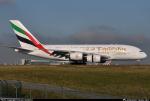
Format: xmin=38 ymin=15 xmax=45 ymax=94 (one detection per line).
xmin=24 ymin=31 xmax=52 ymax=55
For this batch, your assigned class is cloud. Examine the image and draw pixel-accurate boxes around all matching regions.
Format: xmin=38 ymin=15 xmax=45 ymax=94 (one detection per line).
xmin=36 ymin=25 xmax=149 ymax=46
xmin=0 ymin=0 xmax=15 ymax=5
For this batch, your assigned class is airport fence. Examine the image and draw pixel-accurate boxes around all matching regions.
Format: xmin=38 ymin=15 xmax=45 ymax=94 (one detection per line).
xmin=0 ymin=80 xmax=114 ymax=99
xmin=0 ymin=80 xmax=22 ymax=98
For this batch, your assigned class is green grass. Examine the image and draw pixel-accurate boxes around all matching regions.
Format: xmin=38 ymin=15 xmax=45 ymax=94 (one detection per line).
xmin=0 ymin=65 xmax=150 ymax=98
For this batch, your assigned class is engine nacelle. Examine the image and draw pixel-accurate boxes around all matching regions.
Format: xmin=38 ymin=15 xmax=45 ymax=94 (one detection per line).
xmin=86 ymin=55 xmax=93 ymax=62
xmin=70 ymin=52 xmax=83 ymax=60
xmin=93 ymin=55 xmax=101 ymax=63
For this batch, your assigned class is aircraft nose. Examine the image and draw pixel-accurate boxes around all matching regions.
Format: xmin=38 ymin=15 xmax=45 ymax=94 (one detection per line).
xmin=143 ymin=52 xmax=147 ymax=58
xmin=140 ymin=52 xmax=147 ymax=59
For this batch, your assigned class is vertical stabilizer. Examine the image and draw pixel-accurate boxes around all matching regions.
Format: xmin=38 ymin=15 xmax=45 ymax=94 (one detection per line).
xmin=10 ymin=20 xmax=52 ymax=55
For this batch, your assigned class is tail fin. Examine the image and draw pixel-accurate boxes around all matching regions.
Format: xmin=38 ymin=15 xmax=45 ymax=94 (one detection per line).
xmin=10 ymin=20 xmax=52 ymax=55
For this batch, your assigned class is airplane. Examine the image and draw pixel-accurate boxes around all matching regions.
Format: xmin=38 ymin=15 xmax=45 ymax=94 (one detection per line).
xmin=8 ymin=20 xmax=147 ymax=65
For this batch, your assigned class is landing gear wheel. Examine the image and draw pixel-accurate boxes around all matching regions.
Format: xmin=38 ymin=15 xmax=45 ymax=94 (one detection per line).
xmin=103 ymin=60 xmax=112 ymax=65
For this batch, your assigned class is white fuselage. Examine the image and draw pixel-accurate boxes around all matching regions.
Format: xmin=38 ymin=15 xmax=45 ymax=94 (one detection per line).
xmin=28 ymin=44 xmax=147 ymax=61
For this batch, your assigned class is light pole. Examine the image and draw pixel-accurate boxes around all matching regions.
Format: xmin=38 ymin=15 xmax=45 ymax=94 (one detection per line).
xmin=14 ymin=81 xmax=22 ymax=98
xmin=15 ymin=87 xmax=17 ymax=98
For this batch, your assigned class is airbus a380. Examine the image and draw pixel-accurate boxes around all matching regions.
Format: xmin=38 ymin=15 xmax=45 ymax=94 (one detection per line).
xmin=8 ymin=20 xmax=147 ymax=65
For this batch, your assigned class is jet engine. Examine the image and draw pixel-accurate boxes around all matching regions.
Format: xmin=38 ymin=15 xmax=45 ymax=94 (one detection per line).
xmin=69 ymin=52 xmax=83 ymax=60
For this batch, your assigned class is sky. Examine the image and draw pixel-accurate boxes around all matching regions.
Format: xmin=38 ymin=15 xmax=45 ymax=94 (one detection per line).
xmin=0 ymin=0 xmax=150 ymax=64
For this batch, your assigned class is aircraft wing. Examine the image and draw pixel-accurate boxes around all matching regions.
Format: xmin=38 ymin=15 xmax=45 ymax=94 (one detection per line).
xmin=50 ymin=49 xmax=111 ymax=60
